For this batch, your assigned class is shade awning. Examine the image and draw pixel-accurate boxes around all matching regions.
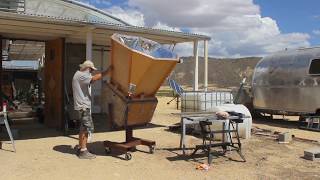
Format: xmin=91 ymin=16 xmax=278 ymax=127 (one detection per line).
xmin=0 ymin=11 xmax=210 ymax=46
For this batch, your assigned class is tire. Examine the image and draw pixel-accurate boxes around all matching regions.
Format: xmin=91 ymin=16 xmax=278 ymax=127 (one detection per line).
xmin=149 ymin=146 xmax=155 ymax=154
xmin=125 ymin=153 xmax=132 ymax=160
xmin=105 ymin=147 xmax=111 ymax=154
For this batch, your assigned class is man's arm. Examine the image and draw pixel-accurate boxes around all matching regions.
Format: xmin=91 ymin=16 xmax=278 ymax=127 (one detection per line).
xmin=91 ymin=65 xmax=113 ymax=83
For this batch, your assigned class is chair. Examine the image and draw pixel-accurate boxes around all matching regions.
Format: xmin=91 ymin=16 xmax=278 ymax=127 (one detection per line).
xmin=167 ymin=78 xmax=184 ymax=109
xmin=191 ymin=112 xmax=246 ymax=164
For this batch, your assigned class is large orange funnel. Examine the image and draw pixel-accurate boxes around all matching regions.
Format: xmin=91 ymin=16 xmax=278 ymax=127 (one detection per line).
xmin=110 ymin=34 xmax=179 ymax=97
xmin=104 ymin=34 xmax=179 ymax=128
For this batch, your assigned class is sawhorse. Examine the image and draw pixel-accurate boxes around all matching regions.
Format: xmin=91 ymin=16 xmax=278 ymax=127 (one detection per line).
xmin=0 ymin=108 xmax=16 ymax=152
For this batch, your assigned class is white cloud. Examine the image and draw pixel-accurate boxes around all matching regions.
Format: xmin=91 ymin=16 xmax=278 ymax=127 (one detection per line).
xmin=100 ymin=0 xmax=310 ymax=57
xmin=313 ymin=30 xmax=320 ymax=36
xmin=104 ymin=6 xmax=145 ymax=26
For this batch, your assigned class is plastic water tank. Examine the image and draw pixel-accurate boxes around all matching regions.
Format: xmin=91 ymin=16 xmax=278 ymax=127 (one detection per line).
xmin=181 ymin=91 xmax=233 ymax=112
xmin=212 ymin=104 xmax=252 ymax=139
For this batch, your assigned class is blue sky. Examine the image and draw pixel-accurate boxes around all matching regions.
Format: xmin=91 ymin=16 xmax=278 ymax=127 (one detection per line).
xmin=254 ymin=0 xmax=320 ymax=46
xmin=80 ymin=0 xmax=318 ymax=57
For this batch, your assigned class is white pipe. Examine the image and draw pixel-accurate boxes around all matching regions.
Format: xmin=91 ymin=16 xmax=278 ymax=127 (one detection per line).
xmin=86 ymin=30 xmax=92 ymax=61
xmin=204 ymin=40 xmax=208 ymax=91
xmin=193 ymin=40 xmax=199 ymax=91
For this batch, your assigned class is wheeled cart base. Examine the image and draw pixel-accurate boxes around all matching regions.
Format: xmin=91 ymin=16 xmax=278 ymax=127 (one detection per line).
xmin=103 ymin=128 xmax=155 ymax=160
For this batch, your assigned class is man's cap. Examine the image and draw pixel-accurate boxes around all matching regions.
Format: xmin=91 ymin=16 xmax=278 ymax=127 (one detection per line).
xmin=79 ymin=60 xmax=97 ymax=70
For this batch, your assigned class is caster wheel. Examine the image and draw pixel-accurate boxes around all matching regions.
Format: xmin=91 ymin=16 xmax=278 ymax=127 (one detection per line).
xmin=125 ymin=153 xmax=132 ymax=160
xmin=149 ymin=146 xmax=155 ymax=154
xmin=105 ymin=147 xmax=111 ymax=154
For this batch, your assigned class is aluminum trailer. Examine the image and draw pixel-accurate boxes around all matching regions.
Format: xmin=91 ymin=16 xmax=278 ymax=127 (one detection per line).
xmin=252 ymin=47 xmax=320 ymax=116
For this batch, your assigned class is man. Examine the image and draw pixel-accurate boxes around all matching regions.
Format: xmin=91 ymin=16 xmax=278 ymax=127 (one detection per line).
xmin=72 ymin=60 xmax=112 ymax=159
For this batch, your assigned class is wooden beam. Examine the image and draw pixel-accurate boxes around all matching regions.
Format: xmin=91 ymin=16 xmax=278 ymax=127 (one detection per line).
xmin=0 ymin=18 xmax=82 ymax=31
xmin=0 ymin=24 xmax=75 ymax=35
xmin=0 ymin=29 xmax=61 ymax=40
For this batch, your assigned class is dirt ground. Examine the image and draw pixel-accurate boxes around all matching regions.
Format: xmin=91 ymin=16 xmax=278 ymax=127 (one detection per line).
xmin=0 ymin=97 xmax=320 ymax=180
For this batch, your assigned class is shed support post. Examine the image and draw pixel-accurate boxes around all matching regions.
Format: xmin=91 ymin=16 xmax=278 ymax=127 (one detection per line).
xmin=204 ymin=40 xmax=208 ymax=91
xmin=193 ymin=40 xmax=199 ymax=91
xmin=0 ymin=36 xmax=2 ymax=106
xmin=86 ymin=30 xmax=93 ymax=61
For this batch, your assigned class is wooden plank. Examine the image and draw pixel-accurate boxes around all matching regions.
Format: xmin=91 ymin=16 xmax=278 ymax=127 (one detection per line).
xmin=0 ymin=28 xmax=60 ymax=39
xmin=0 ymin=24 xmax=76 ymax=35
xmin=0 ymin=19 xmax=82 ymax=31
xmin=44 ymin=38 xmax=65 ymax=129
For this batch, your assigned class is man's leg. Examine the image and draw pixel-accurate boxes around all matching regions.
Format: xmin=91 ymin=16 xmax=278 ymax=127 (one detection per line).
xmin=79 ymin=130 xmax=88 ymax=149
xmin=77 ymin=109 xmax=96 ymax=159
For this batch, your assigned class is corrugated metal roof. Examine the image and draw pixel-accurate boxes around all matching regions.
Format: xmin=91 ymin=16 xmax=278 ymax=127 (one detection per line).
xmin=12 ymin=11 xmax=211 ymax=41
xmin=0 ymin=0 xmax=210 ymax=42
xmin=23 ymin=0 xmax=128 ymax=26
xmin=62 ymin=0 xmax=130 ymax=25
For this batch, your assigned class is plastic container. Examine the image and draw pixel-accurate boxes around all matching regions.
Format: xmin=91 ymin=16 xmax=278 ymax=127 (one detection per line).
xmin=181 ymin=91 xmax=233 ymax=112
xmin=212 ymin=104 xmax=252 ymax=139
xmin=192 ymin=104 xmax=252 ymax=139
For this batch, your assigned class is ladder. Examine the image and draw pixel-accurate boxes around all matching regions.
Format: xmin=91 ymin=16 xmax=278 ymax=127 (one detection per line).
xmin=0 ymin=103 xmax=16 ymax=152
xmin=300 ymin=116 xmax=320 ymax=132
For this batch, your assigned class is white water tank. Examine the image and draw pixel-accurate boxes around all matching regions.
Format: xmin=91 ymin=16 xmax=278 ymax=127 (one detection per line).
xmin=211 ymin=104 xmax=252 ymax=139
xmin=181 ymin=91 xmax=233 ymax=112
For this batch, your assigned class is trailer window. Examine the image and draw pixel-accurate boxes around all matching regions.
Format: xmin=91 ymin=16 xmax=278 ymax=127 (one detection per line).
xmin=309 ymin=59 xmax=320 ymax=75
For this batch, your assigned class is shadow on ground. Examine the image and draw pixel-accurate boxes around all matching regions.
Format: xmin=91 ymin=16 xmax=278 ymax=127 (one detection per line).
xmin=53 ymin=141 xmax=153 ymax=161
xmin=253 ymin=117 xmax=300 ymax=130
xmin=0 ymin=113 xmax=165 ymax=141
xmin=162 ymin=147 xmax=245 ymax=164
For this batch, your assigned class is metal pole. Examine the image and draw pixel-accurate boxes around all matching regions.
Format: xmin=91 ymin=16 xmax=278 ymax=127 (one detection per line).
xmin=86 ymin=30 xmax=93 ymax=61
xmin=193 ymin=41 xmax=199 ymax=91
xmin=0 ymin=36 xmax=2 ymax=106
xmin=204 ymin=40 xmax=208 ymax=91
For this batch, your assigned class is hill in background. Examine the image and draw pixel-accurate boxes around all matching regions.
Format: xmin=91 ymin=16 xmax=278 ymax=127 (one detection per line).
xmin=171 ymin=56 xmax=261 ymax=88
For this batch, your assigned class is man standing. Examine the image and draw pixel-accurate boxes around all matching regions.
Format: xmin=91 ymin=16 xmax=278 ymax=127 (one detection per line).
xmin=72 ymin=60 xmax=112 ymax=159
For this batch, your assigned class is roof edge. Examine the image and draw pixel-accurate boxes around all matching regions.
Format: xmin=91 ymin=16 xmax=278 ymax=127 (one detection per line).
xmin=62 ymin=0 xmax=131 ymax=26
xmin=0 ymin=11 xmax=211 ymax=42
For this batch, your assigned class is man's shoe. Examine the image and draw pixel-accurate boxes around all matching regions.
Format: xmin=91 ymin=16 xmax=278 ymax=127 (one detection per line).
xmin=78 ymin=150 xmax=96 ymax=159
xmin=74 ymin=145 xmax=80 ymax=156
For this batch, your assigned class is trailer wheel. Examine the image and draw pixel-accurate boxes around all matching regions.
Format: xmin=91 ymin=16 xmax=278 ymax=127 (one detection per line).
xmin=149 ymin=145 xmax=155 ymax=154
xmin=105 ymin=147 xmax=111 ymax=154
xmin=125 ymin=153 xmax=132 ymax=160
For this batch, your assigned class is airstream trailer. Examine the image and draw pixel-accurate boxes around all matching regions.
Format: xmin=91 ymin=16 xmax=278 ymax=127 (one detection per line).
xmin=252 ymin=47 xmax=320 ymax=116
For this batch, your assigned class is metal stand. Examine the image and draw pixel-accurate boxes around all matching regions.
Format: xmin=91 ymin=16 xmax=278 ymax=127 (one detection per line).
xmin=103 ymin=104 xmax=155 ymax=160
xmin=191 ymin=119 xmax=245 ymax=164
xmin=0 ymin=108 xmax=16 ymax=152
xmin=167 ymin=95 xmax=180 ymax=110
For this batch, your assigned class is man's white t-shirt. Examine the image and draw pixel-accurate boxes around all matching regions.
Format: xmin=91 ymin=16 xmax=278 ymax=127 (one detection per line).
xmin=72 ymin=69 xmax=92 ymax=111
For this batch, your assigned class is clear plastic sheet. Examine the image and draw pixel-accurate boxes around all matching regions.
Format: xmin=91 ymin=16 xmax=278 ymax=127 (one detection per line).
xmin=115 ymin=34 xmax=177 ymax=59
